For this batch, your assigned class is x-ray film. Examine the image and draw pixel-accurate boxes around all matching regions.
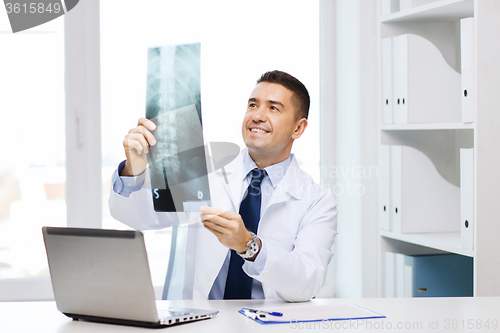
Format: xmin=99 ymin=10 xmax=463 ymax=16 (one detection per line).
xmin=145 ymin=43 xmax=211 ymax=212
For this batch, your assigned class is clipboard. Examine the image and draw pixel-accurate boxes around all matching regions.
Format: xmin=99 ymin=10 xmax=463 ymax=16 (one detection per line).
xmin=239 ymin=304 xmax=385 ymax=325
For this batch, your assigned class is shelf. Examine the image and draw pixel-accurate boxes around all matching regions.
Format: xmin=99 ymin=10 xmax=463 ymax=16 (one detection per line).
xmin=380 ymin=230 xmax=474 ymax=257
xmin=380 ymin=0 xmax=474 ymax=23
xmin=381 ymin=122 xmax=474 ymax=130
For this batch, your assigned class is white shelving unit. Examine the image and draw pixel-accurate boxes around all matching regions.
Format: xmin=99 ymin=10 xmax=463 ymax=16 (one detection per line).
xmin=381 ymin=0 xmax=474 ymax=23
xmin=377 ymin=0 xmax=500 ymax=297
xmin=380 ymin=230 xmax=473 ymax=257
xmin=381 ymin=122 xmax=474 ymax=130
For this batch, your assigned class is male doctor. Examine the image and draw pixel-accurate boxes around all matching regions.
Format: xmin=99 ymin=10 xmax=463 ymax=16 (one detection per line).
xmin=109 ymin=70 xmax=338 ymax=302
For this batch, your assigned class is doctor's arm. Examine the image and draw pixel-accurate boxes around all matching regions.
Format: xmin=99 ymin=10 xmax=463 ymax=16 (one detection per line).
xmin=108 ymin=118 xmax=181 ymax=230
xmin=244 ymin=189 xmax=338 ymax=302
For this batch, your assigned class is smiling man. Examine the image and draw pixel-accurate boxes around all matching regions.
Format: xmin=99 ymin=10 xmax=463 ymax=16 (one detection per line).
xmin=109 ymin=70 xmax=338 ymax=302
xmin=243 ymin=78 xmax=307 ymax=168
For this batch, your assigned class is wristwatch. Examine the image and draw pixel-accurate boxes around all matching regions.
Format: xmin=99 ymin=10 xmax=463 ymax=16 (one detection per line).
xmin=238 ymin=232 xmax=261 ymax=260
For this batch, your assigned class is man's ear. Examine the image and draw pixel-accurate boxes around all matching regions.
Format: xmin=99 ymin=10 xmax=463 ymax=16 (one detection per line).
xmin=292 ymin=118 xmax=308 ymax=140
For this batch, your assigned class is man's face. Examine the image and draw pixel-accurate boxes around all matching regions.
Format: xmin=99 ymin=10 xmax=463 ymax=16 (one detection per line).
xmin=241 ymin=82 xmax=302 ymax=157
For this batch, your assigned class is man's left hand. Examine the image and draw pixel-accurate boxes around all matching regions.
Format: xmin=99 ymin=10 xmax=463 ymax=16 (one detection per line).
xmin=200 ymin=206 xmax=252 ymax=254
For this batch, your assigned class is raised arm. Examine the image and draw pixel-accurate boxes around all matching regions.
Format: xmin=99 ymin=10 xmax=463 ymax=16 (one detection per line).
xmin=109 ymin=117 xmax=182 ymax=230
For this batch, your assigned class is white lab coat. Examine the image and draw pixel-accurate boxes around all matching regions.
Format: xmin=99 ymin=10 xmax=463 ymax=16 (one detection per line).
xmin=109 ymin=148 xmax=338 ymax=302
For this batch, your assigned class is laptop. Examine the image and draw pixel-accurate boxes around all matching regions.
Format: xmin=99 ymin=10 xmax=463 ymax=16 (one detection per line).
xmin=42 ymin=226 xmax=218 ymax=328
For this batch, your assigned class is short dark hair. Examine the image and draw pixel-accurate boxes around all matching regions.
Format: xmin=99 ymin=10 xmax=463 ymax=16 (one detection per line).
xmin=256 ymin=70 xmax=310 ymax=120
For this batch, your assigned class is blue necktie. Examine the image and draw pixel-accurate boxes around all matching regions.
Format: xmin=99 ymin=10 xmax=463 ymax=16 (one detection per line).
xmin=223 ymin=168 xmax=267 ymax=299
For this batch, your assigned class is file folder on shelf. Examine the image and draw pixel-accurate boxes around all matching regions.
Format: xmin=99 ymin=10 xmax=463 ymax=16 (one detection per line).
xmin=390 ymin=145 xmax=402 ymax=233
xmin=461 ymin=17 xmax=475 ymax=123
xmin=380 ymin=0 xmax=399 ymax=16
xmin=399 ymin=0 xmax=412 ymax=11
xmin=392 ymin=34 xmax=408 ymax=124
xmin=380 ymin=0 xmax=436 ymax=15
xmin=460 ymin=149 xmax=474 ymax=250
xmin=395 ymin=253 xmax=405 ymax=298
xmin=384 ymin=251 xmax=406 ymax=298
xmin=379 ymin=145 xmax=391 ymax=231
xmin=381 ymin=38 xmax=393 ymax=124
xmin=403 ymin=254 xmax=473 ymax=297
xmin=390 ymin=145 xmax=460 ymax=233
xmin=411 ymin=0 xmax=438 ymax=7
xmin=391 ymin=34 xmax=461 ymax=124
xmin=384 ymin=251 xmax=395 ymax=297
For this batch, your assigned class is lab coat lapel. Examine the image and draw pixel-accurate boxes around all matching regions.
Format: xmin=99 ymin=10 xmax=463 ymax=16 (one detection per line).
xmin=216 ymin=149 xmax=246 ymax=212
xmin=264 ymin=156 xmax=304 ymax=210
xmin=258 ymin=158 xmax=306 ymax=236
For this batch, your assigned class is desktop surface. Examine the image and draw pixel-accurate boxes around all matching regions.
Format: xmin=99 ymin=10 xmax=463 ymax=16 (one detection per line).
xmin=1 ymin=297 xmax=499 ymax=332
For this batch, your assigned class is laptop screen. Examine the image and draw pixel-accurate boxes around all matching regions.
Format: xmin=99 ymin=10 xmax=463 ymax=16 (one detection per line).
xmin=43 ymin=227 xmax=159 ymax=323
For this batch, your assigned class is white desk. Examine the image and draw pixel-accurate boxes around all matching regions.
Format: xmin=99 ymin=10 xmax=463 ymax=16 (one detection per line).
xmin=2 ymin=297 xmax=500 ymax=332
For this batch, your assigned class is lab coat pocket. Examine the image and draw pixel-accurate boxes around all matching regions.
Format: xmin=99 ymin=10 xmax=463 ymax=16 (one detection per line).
xmin=269 ymin=230 xmax=296 ymax=252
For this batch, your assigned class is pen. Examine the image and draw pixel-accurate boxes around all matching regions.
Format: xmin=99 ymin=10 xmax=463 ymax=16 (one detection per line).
xmin=241 ymin=307 xmax=283 ymax=317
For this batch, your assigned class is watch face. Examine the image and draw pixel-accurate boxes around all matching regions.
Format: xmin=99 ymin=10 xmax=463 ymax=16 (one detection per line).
xmin=241 ymin=234 xmax=260 ymax=259
xmin=249 ymin=240 xmax=259 ymax=253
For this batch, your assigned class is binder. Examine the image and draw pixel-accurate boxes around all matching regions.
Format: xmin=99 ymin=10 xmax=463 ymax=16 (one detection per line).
xmin=384 ymin=251 xmax=395 ymax=297
xmin=403 ymin=254 xmax=473 ymax=297
xmin=460 ymin=149 xmax=474 ymax=250
xmin=395 ymin=253 xmax=405 ymax=298
xmin=390 ymin=145 xmax=460 ymax=233
xmin=403 ymin=257 xmax=413 ymax=297
xmin=392 ymin=34 xmax=461 ymax=124
xmin=378 ymin=145 xmax=391 ymax=231
xmin=399 ymin=0 xmax=412 ymax=11
xmin=380 ymin=0 xmax=391 ymax=15
xmin=381 ymin=38 xmax=393 ymax=124
xmin=392 ymin=35 xmax=408 ymax=124
xmin=411 ymin=0 xmax=438 ymax=7
xmin=390 ymin=145 xmax=402 ymax=233
xmin=461 ymin=17 xmax=475 ymax=123
xmin=380 ymin=0 xmax=400 ymax=15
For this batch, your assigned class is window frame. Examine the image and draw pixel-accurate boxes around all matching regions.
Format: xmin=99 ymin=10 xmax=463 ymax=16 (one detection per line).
xmin=0 ymin=0 xmax=101 ymax=301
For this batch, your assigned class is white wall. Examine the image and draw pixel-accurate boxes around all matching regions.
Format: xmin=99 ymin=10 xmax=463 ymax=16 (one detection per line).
xmin=320 ymin=0 xmax=379 ymax=298
xmin=318 ymin=0 xmax=337 ymax=298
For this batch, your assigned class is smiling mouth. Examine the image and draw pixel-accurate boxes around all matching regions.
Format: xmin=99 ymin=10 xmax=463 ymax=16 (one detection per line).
xmin=250 ymin=128 xmax=269 ymax=134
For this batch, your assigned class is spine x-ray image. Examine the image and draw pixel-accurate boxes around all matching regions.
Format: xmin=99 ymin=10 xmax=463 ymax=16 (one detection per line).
xmin=145 ymin=43 xmax=211 ymax=212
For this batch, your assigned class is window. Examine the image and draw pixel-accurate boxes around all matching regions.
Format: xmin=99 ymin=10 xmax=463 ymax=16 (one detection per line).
xmin=0 ymin=15 xmax=65 ymax=282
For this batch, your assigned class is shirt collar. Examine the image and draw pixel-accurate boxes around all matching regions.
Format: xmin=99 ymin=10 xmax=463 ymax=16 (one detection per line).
xmin=242 ymin=150 xmax=293 ymax=189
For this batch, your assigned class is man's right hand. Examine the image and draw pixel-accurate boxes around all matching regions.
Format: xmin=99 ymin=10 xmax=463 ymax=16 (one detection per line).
xmin=121 ymin=118 xmax=157 ymax=176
